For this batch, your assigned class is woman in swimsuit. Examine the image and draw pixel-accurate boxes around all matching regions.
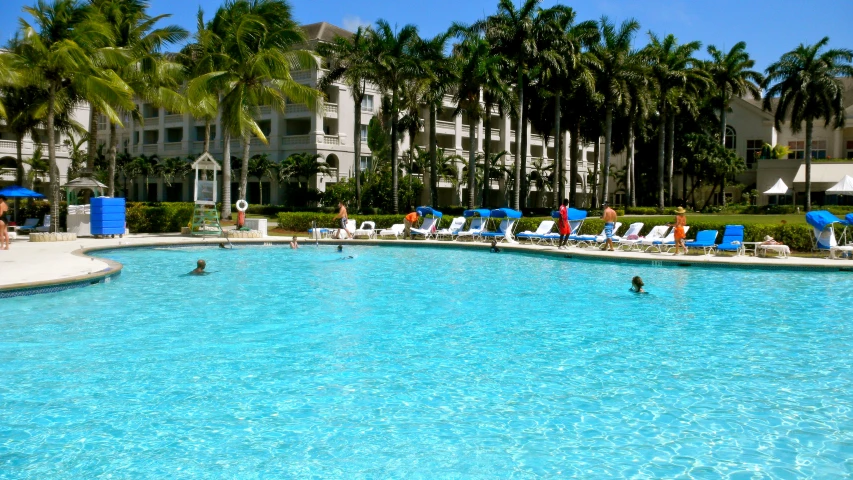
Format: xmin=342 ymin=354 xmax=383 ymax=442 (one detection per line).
xmin=0 ymin=195 xmax=8 ymax=250
xmin=670 ymin=207 xmax=687 ymax=255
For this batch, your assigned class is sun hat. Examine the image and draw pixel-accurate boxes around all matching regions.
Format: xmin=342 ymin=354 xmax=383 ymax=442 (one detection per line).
xmin=764 ymin=235 xmax=774 ymax=242
xmin=674 ymin=207 xmax=687 ymax=214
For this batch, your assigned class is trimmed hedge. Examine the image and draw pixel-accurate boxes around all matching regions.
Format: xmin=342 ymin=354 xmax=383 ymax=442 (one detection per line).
xmin=277 ymin=212 xmax=408 ymax=231
xmin=126 ymin=202 xmax=194 ymax=233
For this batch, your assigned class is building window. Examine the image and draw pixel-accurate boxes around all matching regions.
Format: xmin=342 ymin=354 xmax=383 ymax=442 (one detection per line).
xmin=788 ymin=140 xmax=827 ymax=159
xmin=788 ymin=141 xmax=805 ymax=159
xmin=133 ymin=131 xmax=139 ymax=145
xmin=812 ymin=139 xmax=827 ymax=159
xmin=847 ymin=140 xmax=853 ymax=159
xmin=360 ymin=155 xmax=371 ymax=171
xmin=724 ymin=126 xmax=736 ymax=150
xmin=361 ymin=95 xmax=374 ymax=112
xmin=360 ymin=125 xmax=368 ymax=143
xmin=165 ymin=127 xmax=182 ymax=143
xmin=746 ymin=139 xmax=763 ymax=168
xmin=143 ymin=130 xmax=159 ymax=144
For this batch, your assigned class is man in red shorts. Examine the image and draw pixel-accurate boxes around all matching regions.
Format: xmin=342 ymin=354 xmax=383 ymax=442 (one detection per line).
xmin=557 ymin=198 xmax=571 ymax=249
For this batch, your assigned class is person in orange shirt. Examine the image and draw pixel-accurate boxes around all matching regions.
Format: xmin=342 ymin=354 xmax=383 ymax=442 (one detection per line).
xmin=403 ymin=209 xmax=419 ymax=238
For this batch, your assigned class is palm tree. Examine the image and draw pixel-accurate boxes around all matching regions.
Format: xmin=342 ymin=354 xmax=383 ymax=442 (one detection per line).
xmin=126 ymin=154 xmax=159 ymax=201
xmin=642 ymin=33 xmax=704 ymax=209
xmin=247 ymin=154 xmax=277 ymax=204
xmin=763 ymin=37 xmax=853 ymax=211
xmin=200 ymin=0 xmax=321 ymax=212
xmin=592 ymin=16 xmax=639 ymax=207
xmin=365 ymin=20 xmax=422 ymax=213
xmin=278 ymin=152 xmax=331 ymax=197
xmin=181 ymin=8 xmax=223 ymax=160
xmin=1 ymin=83 xmax=44 ymax=185
xmin=22 ymin=147 xmax=49 ymax=190
xmin=17 ymin=0 xmax=135 ymax=231
xmin=435 ymin=148 xmax=464 ymax=204
xmin=89 ymin=0 xmax=188 ymax=197
xmin=623 ymin=57 xmax=651 ymax=207
xmin=318 ymin=26 xmax=373 ymax=211
xmin=158 ymin=156 xmax=192 ymax=189
xmin=707 ymin=42 xmax=763 ymax=148
xmin=404 ymin=33 xmax=452 ymax=209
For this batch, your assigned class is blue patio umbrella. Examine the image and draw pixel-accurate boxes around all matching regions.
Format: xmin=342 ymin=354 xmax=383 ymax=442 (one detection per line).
xmin=0 ymin=185 xmax=45 ymax=223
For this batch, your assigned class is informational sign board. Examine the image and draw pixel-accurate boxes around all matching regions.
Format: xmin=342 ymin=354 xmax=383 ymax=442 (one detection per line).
xmin=197 ymin=180 xmax=215 ymax=204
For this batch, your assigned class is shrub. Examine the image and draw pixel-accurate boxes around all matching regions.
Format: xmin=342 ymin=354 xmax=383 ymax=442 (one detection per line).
xmin=625 ymin=206 xmax=661 ymax=215
xmin=126 ymin=202 xmax=194 ymax=233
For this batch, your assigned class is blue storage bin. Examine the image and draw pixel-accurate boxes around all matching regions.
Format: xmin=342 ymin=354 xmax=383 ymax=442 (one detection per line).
xmin=91 ymin=197 xmax=126 ymax=236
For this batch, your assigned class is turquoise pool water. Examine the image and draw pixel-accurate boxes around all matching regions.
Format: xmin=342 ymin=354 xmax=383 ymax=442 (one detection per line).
xmin=2 ymin=245 xmax=853 ymax=478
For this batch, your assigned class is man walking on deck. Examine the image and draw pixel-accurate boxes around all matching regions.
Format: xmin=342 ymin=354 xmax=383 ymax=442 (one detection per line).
xmin=602 ymin=203 xmax=617 ymax=251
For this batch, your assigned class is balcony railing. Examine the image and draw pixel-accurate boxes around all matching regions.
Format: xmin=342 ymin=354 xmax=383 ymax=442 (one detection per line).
xmin=258 ymin=105 xmax=272 ymax=115
xmin=282 ymin=134 xmax=310 ymax=145
xmin=142 ymin=145 xmax=158 ymax=154
xmin=324 ymin=103 xmax=338 ymax=116
xmin=164 ymin=114 xmax=183 ymax=124
xmin=164 ymin=142 xmax=183 ymax=152
xmin=291 ymin=70 xmax=312 ymax=81
xmin=286 ymin=103 xmax=309 ymax=114
xmin=436 ymin=120 xmax=455 ymax=130
xmin=321 ymin=134 xmax=341 ymax=146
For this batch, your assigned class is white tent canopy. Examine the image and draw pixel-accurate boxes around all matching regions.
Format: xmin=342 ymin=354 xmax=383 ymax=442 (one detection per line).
xmin=763 ymin=178 xmax=791 ymax=195
xmin=825 ymin=175 xmax=853 ymax=195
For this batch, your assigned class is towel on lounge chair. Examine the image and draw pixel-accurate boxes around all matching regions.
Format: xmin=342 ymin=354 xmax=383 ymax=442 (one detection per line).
xmin=715 ymin=225 xmax=745 ymax=255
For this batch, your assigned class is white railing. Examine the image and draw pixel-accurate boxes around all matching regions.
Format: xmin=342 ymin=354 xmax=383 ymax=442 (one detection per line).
xmin=291 ymin=70 xmax=311 ymax=81
xmin=324 ymin=103 xmax=338 ymax=116
xmin=436 ymin=120 xmax=455 ymax=130
xmin=258 ymin=105 xmax=272 ymax=115
xmin=142 ymin=145 xmax=158 ymax=154
xmin=0 ymin=140 xmax=69 ymax=153
xmin=491 ymin=128 xmax=501 ymax=138
xmin=164 ymin=114 xmax=183 ymax=124
xmin=321 ymin=134 xmax=341 ymax=146
xmin=283 ymin=135 xmax=310 ymax=145
xmin=286 ymin=103 xmax=309 ymax=114
xmin=230 ymin=138 xmax=266 ymax=150
xmin=164 ymin=142 xmax=183 ymax=152
xmin=0 ymin=140 xmax=15 ymax=149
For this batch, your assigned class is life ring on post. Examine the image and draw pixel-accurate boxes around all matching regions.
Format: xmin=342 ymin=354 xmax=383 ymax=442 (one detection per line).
xmin=236 ymin=199 xmax=249 ymax=212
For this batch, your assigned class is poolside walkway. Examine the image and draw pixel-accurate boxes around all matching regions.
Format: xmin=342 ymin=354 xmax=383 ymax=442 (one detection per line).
xmin=2 ymin=233 xmax=852 ymax=293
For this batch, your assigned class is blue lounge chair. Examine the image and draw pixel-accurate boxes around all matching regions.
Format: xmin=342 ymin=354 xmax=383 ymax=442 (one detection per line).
xmin=516 ymin=220 xmax=555 ymax=244
xmin=543 ymin=208 xmax=587 ymax=245
xmin=456 ymin=209 xmax=490 ymax=241
xmin=16 ymin=218 xmax=39 ymax=233
xmin=480 ymin=208 xmax=522 ymax=243
xmin=685 ymin=230 xmax=718 ymax=255
xmin=646 ymin=226 xmax=690 ymax=253
xmin=411 ymin=206 xmax=443 ymax=240
xmin=715 ymin=225 xmax=745 ymax=255
xmin=574 ymin=222 xmax=622 ymax=248
xmin=806 ymin=210 xmax=853 ymax=258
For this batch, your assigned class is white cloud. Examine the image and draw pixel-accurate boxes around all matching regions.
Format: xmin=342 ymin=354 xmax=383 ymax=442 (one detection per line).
xmin=341 ymin=15 xmax=370 ymax=32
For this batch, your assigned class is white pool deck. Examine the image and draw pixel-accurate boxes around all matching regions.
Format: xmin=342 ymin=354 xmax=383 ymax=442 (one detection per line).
xmin=2 ymin=233 xmax=853 ymax=293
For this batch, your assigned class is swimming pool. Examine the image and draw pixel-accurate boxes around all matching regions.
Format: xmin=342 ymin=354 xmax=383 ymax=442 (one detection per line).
xmin=2 ymin=244 xmax=853 ymax=477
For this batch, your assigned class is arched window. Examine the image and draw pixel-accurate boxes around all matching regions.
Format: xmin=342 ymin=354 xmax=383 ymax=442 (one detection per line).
xmin=724 ymin=126 xmax=736 ymax=150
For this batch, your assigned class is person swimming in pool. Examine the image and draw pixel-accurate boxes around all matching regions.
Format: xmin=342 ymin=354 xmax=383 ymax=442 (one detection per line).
xmin=490 ymin=240 xmax=501 ymax=253
xmin=189 ymin=259 xmax=207 ymax=275
xmin=290 ymin=236 xmax=299 ymax=249
xmin=630 ymin=276 xmax=646 ymax=293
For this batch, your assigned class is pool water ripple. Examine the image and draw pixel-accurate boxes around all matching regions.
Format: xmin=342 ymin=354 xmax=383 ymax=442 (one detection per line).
xmin=2 ymin=245 xmax=853 ymax=478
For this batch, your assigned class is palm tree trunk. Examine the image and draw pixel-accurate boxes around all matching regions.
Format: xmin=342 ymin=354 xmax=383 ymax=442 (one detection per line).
xmin=240 ymin=136 xmax=250 ymax=202
xmin=108 ymin=122 xmax=117 ymax=197
xmin=552 ymin=96 xmax=561 ymax=207
xmin=468 ymin=114 xmax=477 ymax=209
xmin=204 ymin=121 xmax=211 ymax=154
xmin=805 ymin=120 xmax=813 ymax=212
xmin=720 ymin=175 xmax=727 ymax=207
xmin=657 ymin=104 xmax=666 ymax=209
xmin=391 ymin=89 xmax=399 ymax=214
xmin=720 ymin=102 xmax=727 ymax=146
xmin=569 ymin=124 xmax=579 ymax=208
xmin=353 ymin=94 xmax=362 ymax=211
xmin=429 ymin=105 xmax=438 ymax=207
xmin=592 ymin=139 xmax=600 ymax=207
xmin=520 ymin=106 xmax=528 ymax=208
xmin=682 ymin=161 xmax=689 ymax=205
xmin=222 ymin=131 xmax=232 ymax=219
xmin=666 ymin=113 xmax=675 ymax=206
xmin=482 ymin=100 xmax=492 ymax=208
xmin=47 ymin=84 xmax=58 ymax=233
xmin=628 ymin=122 xmax=635 ymax=207
xmin=702 ymin=181 xmax=718 ymax=210
xmin=513 ymin=72 xmax=524 ymax=211
xmin=602 ymin=109 xmax=613 ymax=206
xmin=15 ymin=135 xmax=24 ymax=186
xmin=87 ymin=108 xmax=97 ymax=171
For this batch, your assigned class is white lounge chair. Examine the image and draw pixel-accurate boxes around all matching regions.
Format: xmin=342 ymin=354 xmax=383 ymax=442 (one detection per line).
xmin=353 ymin=221 xmax=376 ymax=239
xmin=645 ymin=226 xmax=690 ymax=253
xmin=756 ymin=243 xmax=790 ymax=258
xmin=434 ymin=216 xmax=466 ymax=240
xmin=599 ymin=222 xmax=642 ymax=249
xmin=455 ymin=217 xmax=487 ymax=241
xmin=619 ymin=225 xmax=668 ymax=251
xmin=35 ymin=215 xmax=51 ymax=232
xmin=480 ymin=218 xmax=519 ymax=244
xmin=517 ymin=220 xmax=555 ymax=244
xmin=575 ymin=222 xmax=622 ymax=248
xmin=331 ymin=219 xmax=355 ymax=239
xmin=411 ymin=217 xmax=439 ymax=240
xmin=806 ymin=211 xmax=853 ymax=259
xmin=378 ymin=224 xmax=405 ymax=239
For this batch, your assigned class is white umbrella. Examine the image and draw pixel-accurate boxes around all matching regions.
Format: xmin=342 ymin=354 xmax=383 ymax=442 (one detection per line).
xmin=763 ymin=178 xmax=790 ymax=195
xmin=825 ymin=174 xmax=853 ymax=195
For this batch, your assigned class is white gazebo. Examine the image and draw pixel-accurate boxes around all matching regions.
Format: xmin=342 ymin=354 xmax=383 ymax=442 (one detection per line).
xmin=763 ymin=178 xmax=791 ymax=205
xmin=826 ymin=174 xmax=853 ymax=195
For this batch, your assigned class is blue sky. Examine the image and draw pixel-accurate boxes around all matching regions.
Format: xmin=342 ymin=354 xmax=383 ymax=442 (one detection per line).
xmin=1 ymin=0 xmax=851 ymax=72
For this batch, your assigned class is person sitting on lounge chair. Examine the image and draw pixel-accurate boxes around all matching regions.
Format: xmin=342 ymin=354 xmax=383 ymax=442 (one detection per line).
xmin=761 ymin=235 xmax=781 ymax=245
